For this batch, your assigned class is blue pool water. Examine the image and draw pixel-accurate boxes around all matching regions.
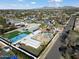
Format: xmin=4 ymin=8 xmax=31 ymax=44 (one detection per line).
xmin=10 ymin=33 xmax=27 ymax=43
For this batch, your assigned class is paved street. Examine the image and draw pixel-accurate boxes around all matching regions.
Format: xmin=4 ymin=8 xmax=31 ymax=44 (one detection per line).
xmin=38 ymin=32 xmax=62 ymax=59
xmin=64 ymin=14 xmax=76 ymax=32
xmin=38 ymin=14 xmax=76 ymax=59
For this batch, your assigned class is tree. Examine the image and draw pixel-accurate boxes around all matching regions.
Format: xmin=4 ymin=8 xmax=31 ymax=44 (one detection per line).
xmin=0 ymin=25 xmax=4 ymax=34
xmin=0 ymin=16 xmax=6 ymax=27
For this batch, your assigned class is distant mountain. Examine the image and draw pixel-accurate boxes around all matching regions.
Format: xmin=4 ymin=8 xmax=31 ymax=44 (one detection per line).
xmin=41 ymin=7 xmax=56 ymax=9
xmin=59 ymin=6 xmax=79 ymax=9
xmin=39 ymin=6 xmax=79 ymax=9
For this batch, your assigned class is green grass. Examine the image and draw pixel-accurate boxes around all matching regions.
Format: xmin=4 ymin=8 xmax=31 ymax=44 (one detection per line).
xmin=12 ymin=49 xmax=31 ymax=59
xmin=40 ymin=23 xmax=47 ymax=29
xmin=21 ymin=31 xmax=31 ymax=34
xmin=1 ymin=30 xmax=31 ymax=39
xmin=54 ymin=21 xmax=62 ymax=28
xmin=1 ymin=31 xmax=21 ymax=39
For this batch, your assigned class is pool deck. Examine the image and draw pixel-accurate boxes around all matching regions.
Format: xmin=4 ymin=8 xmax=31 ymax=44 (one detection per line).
xmin=11 ymin=33 xmax=27 ymax=43
xmin=12 ymin=30 xmax=41 ymax=44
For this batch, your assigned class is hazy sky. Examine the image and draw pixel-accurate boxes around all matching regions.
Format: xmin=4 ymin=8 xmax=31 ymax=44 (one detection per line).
xmin=0 ymin=0 xmax=79 ymax=9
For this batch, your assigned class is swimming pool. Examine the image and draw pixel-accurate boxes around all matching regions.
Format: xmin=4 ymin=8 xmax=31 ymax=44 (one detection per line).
xmin=10 ymin=33 xmax=27 ymax=43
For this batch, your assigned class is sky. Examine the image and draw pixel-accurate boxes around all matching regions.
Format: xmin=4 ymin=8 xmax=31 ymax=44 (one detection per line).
xmin=0 ymin=0 xmax=79 ymax=9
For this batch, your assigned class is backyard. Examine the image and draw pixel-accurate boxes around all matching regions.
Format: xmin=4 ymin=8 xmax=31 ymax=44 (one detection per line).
xmin=1 ymin=30 xmax=31 ymax=39
xmin=1 ymin=31 xmax=21 ymax=39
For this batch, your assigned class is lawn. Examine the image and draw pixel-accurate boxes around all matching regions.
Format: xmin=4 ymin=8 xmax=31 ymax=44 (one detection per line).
xmin=40 ymin=23 xmax=48 ymax=29
xmin=1 ymin=30 xmax=31 ymax=39
xmin=21 ymin=31 xmax=31 ymax=34
xmin=54 ymin=21 xmax=61 ymax=28
xmin=12 ymin=49 xmax=31 ymax=59
xmin=1 ymin=31 xmax=21 ymax=39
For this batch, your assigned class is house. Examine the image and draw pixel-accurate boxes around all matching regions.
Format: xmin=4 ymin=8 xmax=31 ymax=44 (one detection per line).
xmin=6 ymin=19 xmax=15 ymax=25
xmin=25 ymin=24 xmax=40 ymax=32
